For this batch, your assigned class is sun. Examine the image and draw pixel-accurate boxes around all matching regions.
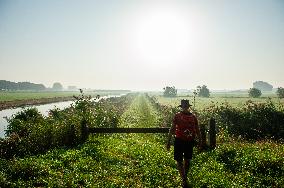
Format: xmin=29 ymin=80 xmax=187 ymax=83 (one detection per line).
xmin=127 ymin=5 xmax=195 ymax=67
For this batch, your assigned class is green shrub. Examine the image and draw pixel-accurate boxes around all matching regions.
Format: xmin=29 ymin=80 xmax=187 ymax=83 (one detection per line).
xmin=276 ymin=87 xmax=284 ymax=98
xmin=0 ymin=171 xmax=10 ymax=188
xmin=6 ymin=108 xmax=44 ymax=137
xmin=249 ymin=88 xmax=262 ymax=98
xmin=197 ymin=85 xmax=210 ymax=98
xmin=163 ymin=86 xmax=177 ymax=97
xmin=1 ymin=93 xmax=134 ymax=159
xmin=198 ymin=100 xmax=284 ymax=140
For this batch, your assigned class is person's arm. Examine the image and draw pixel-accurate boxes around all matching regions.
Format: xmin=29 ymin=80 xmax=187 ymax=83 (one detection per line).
xmin=166 ymin=123 xmax=175 ymax=151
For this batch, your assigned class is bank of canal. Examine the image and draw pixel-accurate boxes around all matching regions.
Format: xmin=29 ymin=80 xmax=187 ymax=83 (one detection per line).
xmin=0 ymin=95 xmax=124 ymax=138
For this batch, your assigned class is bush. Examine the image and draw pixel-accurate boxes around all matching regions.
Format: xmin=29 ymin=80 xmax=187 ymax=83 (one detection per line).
xmin=249 ymin=88 xmax=262 ymax=98
xmin=197 ymin=85 xmax=210 ymax=98
xmin=163 ymin=86 xmax=177 ymax=97
xmin=5 ymin=108 xmax=44 ymax=137
xmin=199 ymin=100 xmax=284 ymax=140
xmin=276 ymin=87 xmax=284 ymax=98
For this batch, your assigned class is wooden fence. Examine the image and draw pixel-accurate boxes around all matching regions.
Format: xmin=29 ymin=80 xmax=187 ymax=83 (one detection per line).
xmin=89 ymin=127 xmax=169 ymax=133
xmin=86 ymin=118 xmax=216 ymax=149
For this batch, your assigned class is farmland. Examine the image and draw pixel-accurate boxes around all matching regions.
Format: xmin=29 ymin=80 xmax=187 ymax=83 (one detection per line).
xmin=156 ymin=93 xmax=284 ymax=110
xmin=0 ymin=90 xmax=129 ymax=110
xmin=0 ymin=91 xmax=81 ymax=102
xmin=0 ymin=90 xmax=130 ymax=102
xmin=0 ymin=93 xmax=284 ymax=187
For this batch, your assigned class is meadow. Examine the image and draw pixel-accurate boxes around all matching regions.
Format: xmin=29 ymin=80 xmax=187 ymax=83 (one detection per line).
xmin=0 ymin=91 xmax=81 ymax=102
xmin=0 ymin=90 xmax=131 ymax=102
xmin=0 ymin=92 xmax=283 ymax=187
xmin=156 ymin=92 xmax=284 ymax=110
xmin=0 ymin=90 xmax=129 ymax=110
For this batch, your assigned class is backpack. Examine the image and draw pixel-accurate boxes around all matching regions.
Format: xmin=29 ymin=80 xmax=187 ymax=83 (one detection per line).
xmin=174 ymin=112 xmax=197 ymax=141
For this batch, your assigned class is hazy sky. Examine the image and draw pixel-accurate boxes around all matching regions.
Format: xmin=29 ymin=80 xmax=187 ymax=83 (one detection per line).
xmin=0 ymin=0 xmax=283 ymax=91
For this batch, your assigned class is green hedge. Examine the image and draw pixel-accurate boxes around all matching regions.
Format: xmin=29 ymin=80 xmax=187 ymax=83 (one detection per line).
xmin=199 ymin=100 xmax=284 ymax=140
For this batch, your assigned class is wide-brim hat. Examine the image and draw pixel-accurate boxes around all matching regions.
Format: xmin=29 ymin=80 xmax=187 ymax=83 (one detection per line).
xmin=178 ymin=99 xmax=192 ymax=107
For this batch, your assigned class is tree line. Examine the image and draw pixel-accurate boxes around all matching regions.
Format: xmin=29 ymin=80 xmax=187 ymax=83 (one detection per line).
xmin=249 ymin=87 xmax=284 ymax=98
xmin=164 ymin=85 xmax=284 ymax=98
xmin=0 ymin=80 xmax=65 ymax=91
xmin=163 ymin=85 xmax=210 ymax=98
xmin=0 ymin=80 xmax=46 ymax=91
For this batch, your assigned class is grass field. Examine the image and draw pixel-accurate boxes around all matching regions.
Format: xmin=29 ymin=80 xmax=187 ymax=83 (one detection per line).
xmin=155 ymin=93 xmax=284 ymax=111
xmin=0 ymin=91 xmax=81 ymax=102
xmin=0 ymin=90 xmax=129 ymax=102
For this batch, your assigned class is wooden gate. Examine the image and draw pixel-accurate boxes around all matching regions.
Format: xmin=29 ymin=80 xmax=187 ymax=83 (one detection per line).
xmin=89 ymin=127 xmax=169 ymax=133
xmin=86 ymin=118 xmax=216 ymax=149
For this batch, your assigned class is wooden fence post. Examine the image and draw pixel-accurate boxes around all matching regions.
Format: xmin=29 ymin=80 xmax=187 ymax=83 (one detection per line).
xmin=81 ymin=119 xmax=89 ymax=143
xmin=199 ymin=124 xmax=206 ymax=149
xmin=69 ymin=124 xmax=76 ymax=146
xmin=209 ymin=118 xmax=216 ymax=149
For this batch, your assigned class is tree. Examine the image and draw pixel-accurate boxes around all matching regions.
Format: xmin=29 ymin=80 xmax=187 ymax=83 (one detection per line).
xmin=0 ymin=80 xmax=46 ymax=91
xmin=276 ymin=87 xmax=284 ymax=98
xmin=0 ymin=80 xmax=17 ymax=90
xmin=249 ymin=88 xmax=262 ymax=98
xmin=18 ymin=82 xmax=45 ymax=90
xmin=163 ymin=86 xmax=177 ymax=97
xmin=197 ymin=85 xmax=210 ymax=98
xmin=52 ymin=82 xmax=63 ymax=91
xmin=253 ymin=81 xmax=273 ymax=91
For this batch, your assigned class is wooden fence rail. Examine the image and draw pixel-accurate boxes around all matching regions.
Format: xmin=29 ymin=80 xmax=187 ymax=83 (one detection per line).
xmin=87 ymin=118 xmax=216 ymax=149
xmin=89 ymin=127 xmax=170 ymax=133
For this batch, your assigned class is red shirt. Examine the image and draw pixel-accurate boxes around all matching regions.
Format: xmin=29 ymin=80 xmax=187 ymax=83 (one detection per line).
xmin=173 ymin=112 xmax=198 ymax=141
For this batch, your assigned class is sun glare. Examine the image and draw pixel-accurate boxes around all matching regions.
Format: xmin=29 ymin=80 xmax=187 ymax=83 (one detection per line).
xmin=127 ymin=5 xmax=195 ymax=67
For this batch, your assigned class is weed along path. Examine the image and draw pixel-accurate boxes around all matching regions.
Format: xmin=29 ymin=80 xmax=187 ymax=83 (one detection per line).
xmin=87 ymin=94 xmax=181 ymax=187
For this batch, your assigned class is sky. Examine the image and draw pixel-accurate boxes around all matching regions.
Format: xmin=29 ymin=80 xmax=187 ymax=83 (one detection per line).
xmin=0 ymin=0 xmax=283 ymax=91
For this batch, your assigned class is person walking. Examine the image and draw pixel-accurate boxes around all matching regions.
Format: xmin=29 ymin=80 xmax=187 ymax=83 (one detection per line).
xmin=166 ymin=99 xmax=201 ymax=188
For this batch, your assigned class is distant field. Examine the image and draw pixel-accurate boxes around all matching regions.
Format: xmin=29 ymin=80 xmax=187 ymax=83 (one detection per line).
xmin=156 ymin=92 xmax=283 ymax=110
xmin=0 ymin=91 xmax=80 ymax=102
xmin=0 ymin=90 xmax=129 ymax=102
